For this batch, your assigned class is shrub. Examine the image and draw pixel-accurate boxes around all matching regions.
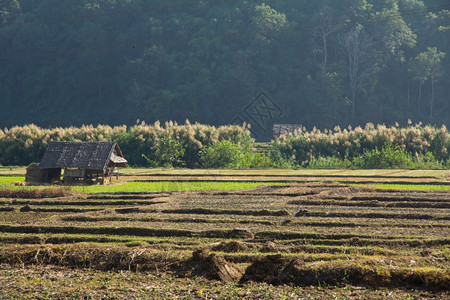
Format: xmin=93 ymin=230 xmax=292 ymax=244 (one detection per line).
xmin=352 ymin=143 xmax=414 ymax=169
xmin=240 ymin=152 xmax=276 ymax=169
xmin=410 ymin=152 xmax=444 ymax=169
xmin=308 ymin=156 xmax=352 ymax=169
xmin=143 ymin=137 xmax=185 ymax=167
xmin=199 ymin=141 xmax=244 ymax=168
xmin=267 ymin=140 xmax=297 ymax=168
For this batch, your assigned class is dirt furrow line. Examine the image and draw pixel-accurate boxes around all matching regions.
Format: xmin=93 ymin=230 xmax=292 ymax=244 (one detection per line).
xmin=288 ymin=199 xmax=450 ymax=208
xmin=295 ymin=210 xmax=450 ymax=220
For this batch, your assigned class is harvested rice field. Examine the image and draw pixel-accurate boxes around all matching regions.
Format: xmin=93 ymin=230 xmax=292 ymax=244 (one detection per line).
xmin=0 ymin=169 xmax=449 ymax=299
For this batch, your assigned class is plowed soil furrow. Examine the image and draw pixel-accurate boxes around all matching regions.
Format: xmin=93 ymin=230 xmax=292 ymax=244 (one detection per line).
xmin=87 ymin=194 xmax=169 ymax=200
xmin=288 ymin=199 xmax=450 ymax=208
xmin=59 ymin=215 xmax=449 ymax=228
xmin=284 ymin=237 xmax=450 ymax=247
xmin=0 ymin=235 xmax=134 ymax=245
xmin=296 ymin=210 xmax=449 ymax=220
xmin=1 ymin=200 xmax=166 ymax=206
xmin=61 ymin=216 xmax=275 ymax=225
xmin=349 ymin=195 xmax=450 ymax=201
xmin=285 ymin=220 xmax=450 ymax=228
xmin=19 ymin=207 xmax=104 ymax=213
xmin=2 ymin=224 xmax=444 ymax=243
xmin=0 ymin=207 xmax=14 ymax=212
xmin=0 ymin=224 xmax=195 ymax=237
xmin=161 ymin=208 xmax=290 ymax=216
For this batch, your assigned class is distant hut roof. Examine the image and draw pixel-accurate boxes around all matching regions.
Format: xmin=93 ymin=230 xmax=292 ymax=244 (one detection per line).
xmin=39 ymin=141 xmax=127 ymax=170
xmin=273 ymin=124 xmax=303 ymax=139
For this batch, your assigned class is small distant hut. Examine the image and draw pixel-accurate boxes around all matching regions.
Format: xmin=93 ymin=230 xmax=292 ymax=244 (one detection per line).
xmin=30 ymin=141 xmax=127 ymax=184
xmin=273 ymin=124 xmax=303 ymax=139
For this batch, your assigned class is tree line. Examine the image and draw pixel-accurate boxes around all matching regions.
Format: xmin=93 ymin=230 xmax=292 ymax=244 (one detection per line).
xmin=0 ymin=0 xmax=449 ymax=140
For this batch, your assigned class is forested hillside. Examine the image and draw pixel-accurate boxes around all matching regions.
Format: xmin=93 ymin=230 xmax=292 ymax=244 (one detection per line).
xmin=1 ymin=0 xmax=449 ymax=139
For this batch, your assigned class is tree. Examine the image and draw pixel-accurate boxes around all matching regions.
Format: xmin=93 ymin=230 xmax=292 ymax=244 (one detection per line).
xmin=424 ymin=48 xmax=446 ymax=123
xmin=370 ymin=5 xmax=416 ymax=60
xmin=312 ymin=5 xmax=341 ymax=76
xmin=340 ymin=25 xmax=376 ymax=122
xmin=409 ymin=54 xmax=428 ymax=115
xmin=410 ymin=47 xmax=446 ymax=122
xmin=0 ymin=0 xmax=20 ymax=25
xmin=0 ymin=0 xmax=449 ymax=129
xmin=251 ymin=3 xmax=287 ymax=44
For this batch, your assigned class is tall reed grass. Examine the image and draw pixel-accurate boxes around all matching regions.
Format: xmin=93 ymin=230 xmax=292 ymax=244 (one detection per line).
xmin=0 ymin=121 xmax=252 ymax=167
xmin=270 ymin=122 xmax=449 ymax=167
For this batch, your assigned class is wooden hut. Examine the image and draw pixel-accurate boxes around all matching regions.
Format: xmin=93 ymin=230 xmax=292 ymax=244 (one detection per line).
xmin=273 ymin=124 xmax=303 ymax=138
xmin=36 ymin=141 xmax=127 ymax=183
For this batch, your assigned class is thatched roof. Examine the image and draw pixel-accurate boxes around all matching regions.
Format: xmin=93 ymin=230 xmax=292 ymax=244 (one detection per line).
xmin=39 ymin=141 xmax=127 ymax=170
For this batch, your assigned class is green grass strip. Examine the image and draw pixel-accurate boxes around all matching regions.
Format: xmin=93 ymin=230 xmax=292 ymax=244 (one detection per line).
xmin=4 ymin=176 xmax=449 ymax=192
xmin=73 ymin=181 xmax=285 ymax=193
xmin=1 ymin=179 xmax=285 ymax=193
xmin=0 ymin=176 xmax=24 ymax=185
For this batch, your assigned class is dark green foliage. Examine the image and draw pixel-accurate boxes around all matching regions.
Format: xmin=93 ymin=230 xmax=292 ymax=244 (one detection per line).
xmin=307 ymin=151 xmax=449 ymax=169
xmin=267 ymin=141 xmax=296 ymax=168
xmin=143 ymin=137 xmax=186 ymax=168
xmin=308 ymin=156 xmax=352 ymax=169
xmin=353 ymin=143 xmax=414 ymax=169
xmin=304 ymin=145 xmax=445 ymax=169
xmin=0 ymin=1 xmax=449 ymax=131
xmin=240 ymin=152 xmax=275 ymax=169
xmin=199 ymin=141 xmax=244 ymax=169
xmin=199 ymin=140 xmax=278 ymax=169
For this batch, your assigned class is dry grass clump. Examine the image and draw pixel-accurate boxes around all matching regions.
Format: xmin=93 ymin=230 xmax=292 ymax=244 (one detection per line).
xmin=0 ymin=188 xmax=74 ymax=199
xmin=212 ymin=241 xmax=250 ymax=253
xmin=181 ymin=249 xmax=243 ymax=282
xmin=239 ymin=255 xmax=449 ymax=290
xmin=0 ymin=244 xmax=181 ymax=272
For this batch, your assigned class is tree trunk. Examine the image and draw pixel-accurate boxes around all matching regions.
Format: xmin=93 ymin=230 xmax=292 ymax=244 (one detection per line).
xmin=320 ymin=13 xmax=328 ymax=76
xmin=407 ymin=82 xmax=410 ymax=107
xmin=417 ymin=81 xmax=422 ymax=114
xmin=340 ymin=26 xmax=374 ymax=124
xmin=430 ymin=76 xmax=435 ymax=123
xmin=351 ymin=83 xmax=356 ymax=122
